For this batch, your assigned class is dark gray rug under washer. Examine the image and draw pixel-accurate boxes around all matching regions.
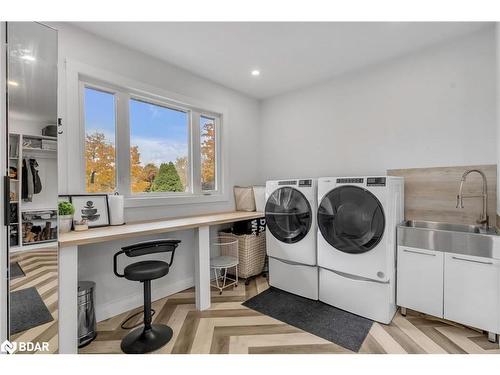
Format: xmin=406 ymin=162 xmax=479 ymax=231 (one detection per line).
xmin=10 ymin=262 xmax=25 ymax=280
xmin=243 ymin=287 xmax=373 ymax=352
xmin=10 ymin=287 xmax=54 ymax=335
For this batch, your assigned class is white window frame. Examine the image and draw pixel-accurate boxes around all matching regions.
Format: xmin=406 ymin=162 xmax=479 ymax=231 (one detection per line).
xmin=64 ymin=59 xmax=229 ymax=207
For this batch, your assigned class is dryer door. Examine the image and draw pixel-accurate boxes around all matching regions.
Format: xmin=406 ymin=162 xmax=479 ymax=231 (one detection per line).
xmin=318 ymin=186 xmax=385 ymax=254
xmin=265 ymin=187 xmax=312 ymax=244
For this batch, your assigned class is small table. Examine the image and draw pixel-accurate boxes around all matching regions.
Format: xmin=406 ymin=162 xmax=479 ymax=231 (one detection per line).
xmin=58 ymin=211 xmax=264 ymax=354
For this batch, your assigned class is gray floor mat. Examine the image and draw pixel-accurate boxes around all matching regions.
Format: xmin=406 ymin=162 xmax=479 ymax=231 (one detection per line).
xmin=10 ymin=287 xmax=54 ymax=335
xmin=10 ymin=262 xmax=25 ymax=280
xmin=243 ymin=287 xmax=373 ymax=352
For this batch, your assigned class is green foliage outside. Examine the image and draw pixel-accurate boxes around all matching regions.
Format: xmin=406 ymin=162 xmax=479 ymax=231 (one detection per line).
xmin=151 ymin=162 xmax=184 ymax=192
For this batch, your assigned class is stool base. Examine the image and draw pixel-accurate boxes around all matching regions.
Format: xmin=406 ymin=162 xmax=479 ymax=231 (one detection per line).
xmin=121 ymin=324 xmax=173 ymax=354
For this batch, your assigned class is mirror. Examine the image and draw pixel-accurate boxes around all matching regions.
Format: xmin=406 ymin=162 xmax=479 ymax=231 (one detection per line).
xmin=6 ymin=22 xmax=58 ymax=353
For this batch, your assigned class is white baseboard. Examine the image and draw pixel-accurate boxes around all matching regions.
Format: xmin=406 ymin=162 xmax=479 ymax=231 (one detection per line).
xmin=95 ymin=277 xmax=195 ymax=322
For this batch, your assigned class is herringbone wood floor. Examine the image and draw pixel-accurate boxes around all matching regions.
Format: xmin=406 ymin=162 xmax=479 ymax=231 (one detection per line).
xmin=7 ymin=249 xmax=500 ymax=355
xmin=9 ymin=248 xmax=59 ymax=354
xmin=80 ymin=275 xmax=500 ymax=354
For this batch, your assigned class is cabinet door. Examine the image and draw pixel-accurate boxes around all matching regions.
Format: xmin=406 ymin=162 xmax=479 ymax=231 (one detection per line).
xmin=397 ymin=246 xmax=444 ymax=317
xmin=444 ymin=253 xmax=500 ymax=333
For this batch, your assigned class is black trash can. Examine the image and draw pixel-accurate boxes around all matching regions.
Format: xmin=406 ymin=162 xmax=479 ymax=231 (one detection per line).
xmin=78 ymin=281 xmax=97 ymax=348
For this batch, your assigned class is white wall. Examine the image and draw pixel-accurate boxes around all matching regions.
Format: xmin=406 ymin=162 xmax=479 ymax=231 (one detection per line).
xmin=49 ymin=23 xmax=261 ymax=320
xmin=258 ymin=27 xmax=497 ymax=182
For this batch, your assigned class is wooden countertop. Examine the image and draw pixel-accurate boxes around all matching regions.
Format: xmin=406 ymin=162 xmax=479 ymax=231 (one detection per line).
xmin=59 ymin=211 xmax=265 ymax=247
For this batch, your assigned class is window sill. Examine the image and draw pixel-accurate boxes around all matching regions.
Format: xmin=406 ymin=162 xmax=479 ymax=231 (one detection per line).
xmin=124 ymin=193 xmax=229 ymax=208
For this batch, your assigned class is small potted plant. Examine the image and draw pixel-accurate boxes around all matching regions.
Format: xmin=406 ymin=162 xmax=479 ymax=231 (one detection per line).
xmin=58 ymin=201 xmax=75 ymax=233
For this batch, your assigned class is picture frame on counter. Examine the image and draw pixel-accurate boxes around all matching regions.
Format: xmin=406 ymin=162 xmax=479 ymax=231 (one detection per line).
xmin=70 ymin=194 xmax=110 ymax=228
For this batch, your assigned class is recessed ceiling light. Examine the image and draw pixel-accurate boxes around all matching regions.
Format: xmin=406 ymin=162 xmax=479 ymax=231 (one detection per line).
xmin=251 ymin=70 xmax=260 ymax=77
xmin=7 ymin=80 xmax=18 ymax=87
xmin=20 ymin=55 xmax=36 ymax=62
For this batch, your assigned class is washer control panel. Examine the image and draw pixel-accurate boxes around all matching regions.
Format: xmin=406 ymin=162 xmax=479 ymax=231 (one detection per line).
xmin=278 ymin=180 xmax=297 ymax=186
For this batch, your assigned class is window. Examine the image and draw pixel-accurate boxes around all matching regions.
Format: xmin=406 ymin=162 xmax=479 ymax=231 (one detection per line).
xmin=83 ymin=87 xmax=116 ymax=193
xmin=80 ymin=77 xmax=223 ymax=202
xmin=129 ymin=99 xmax=189 ymax=194
xmin=200 ymin=116 xmax=216 ymax=191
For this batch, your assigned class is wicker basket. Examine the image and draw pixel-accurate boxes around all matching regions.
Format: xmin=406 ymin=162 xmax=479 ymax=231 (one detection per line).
xmin=220 ymin=232 xmax=266 ymax=279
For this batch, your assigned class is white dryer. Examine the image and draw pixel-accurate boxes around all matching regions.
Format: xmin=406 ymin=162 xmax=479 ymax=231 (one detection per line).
xmin=265 ymin=178 xmax=318 ymax=300
xmin=317 ymin=176 xmax=403 ymax=323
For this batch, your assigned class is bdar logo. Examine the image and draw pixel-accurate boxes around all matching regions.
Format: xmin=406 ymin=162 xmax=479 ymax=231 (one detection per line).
xmin=1 ymin=340 xmax=17 ymax=354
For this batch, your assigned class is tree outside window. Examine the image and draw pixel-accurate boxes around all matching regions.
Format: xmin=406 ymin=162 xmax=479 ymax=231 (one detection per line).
xmin=129 ymin=99 xmax=189 ymax=194
xmin=200 ymin=116 xmax=216 ymax=191
xmin=84 ymin=87 xmax=116 ymax=193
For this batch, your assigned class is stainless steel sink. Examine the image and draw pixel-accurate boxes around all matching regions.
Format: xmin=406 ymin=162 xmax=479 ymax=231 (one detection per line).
xmin=403 ymin=220 xmax=487 ymax=234
xmin=398 ymin=220 xmax=499 ymax=259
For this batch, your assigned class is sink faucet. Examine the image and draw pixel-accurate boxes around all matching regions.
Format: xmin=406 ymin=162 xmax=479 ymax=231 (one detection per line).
xmin=456 ymin=169 xmax=489 ymax=228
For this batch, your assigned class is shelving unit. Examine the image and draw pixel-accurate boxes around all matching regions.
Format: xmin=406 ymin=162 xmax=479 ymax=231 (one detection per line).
xmin=8 ymin=132 xmax=58 ymax=252
xmin=8 ymin=133 xmax=21 ymax=248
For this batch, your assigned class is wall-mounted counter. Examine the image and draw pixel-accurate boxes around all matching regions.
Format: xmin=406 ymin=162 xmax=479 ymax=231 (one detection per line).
xmin=58 ymin=211 xmax=264 ymax=354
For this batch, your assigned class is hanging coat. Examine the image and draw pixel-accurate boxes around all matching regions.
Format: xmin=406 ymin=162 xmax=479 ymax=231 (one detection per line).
xmin=22 ymin=159 xmax=28 ymax=200
xmin=25 ymin=158 xmax=34 ymax=202
xmin=29 ymin=159 xmax=42 ymax=194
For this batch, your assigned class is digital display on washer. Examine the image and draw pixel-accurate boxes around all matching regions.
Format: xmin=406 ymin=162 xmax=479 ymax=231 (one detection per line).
xmin=367 ymin=177 xmax=386 ymax=186
xmin=298 ymin=179 xmax=312 ymax=187
xmin=278 ymin=180 xmax=297 ymax=186
xmin=336 ymin=178 xmax=363 ymax=184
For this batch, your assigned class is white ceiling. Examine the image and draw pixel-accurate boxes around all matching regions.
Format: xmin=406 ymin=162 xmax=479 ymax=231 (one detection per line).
xmin=73 ymin=22 xmax=492 ymax=99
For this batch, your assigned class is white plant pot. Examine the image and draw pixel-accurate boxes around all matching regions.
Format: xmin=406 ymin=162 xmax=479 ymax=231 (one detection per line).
xmin=59 ymin=215 xmax=73 ymax=233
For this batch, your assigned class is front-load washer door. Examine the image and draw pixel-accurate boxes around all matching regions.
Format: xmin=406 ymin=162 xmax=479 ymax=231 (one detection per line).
xmin=318 ymin=186 xmax=385 ymax=254
xmin=265 ymin=187 xmax=312 ymax=244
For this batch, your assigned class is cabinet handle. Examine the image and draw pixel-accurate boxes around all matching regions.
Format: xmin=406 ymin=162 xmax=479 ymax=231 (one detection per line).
xmin=403 ymin=249 xmax=436 ymax=256
xmin=4 ymin=176 xmax=10 ymax=226
xmin=57 ymin=118 xmax=63 ymax=135
xmin=451 ymin=256 xmax=493 ymax=265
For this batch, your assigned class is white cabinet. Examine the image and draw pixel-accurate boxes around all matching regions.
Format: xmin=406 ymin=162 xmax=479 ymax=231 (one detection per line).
xmin=397 ymin=246 xmax=444 ymax=317
xmin=444 ymin=253 xmax=500 ymax=333
xmin=397 ymin=247 xmax=500 ymax=336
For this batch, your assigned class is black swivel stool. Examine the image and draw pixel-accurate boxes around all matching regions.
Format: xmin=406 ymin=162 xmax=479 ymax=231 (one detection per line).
xmin=113 ymin=239 xmax=181 ymax=354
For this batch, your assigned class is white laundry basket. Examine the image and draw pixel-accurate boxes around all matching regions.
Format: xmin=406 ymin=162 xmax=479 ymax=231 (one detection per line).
xmin=220 ymin=231 xmax=266 ymax=280
xmin=210 ymin=234 xmax=239 ymax=294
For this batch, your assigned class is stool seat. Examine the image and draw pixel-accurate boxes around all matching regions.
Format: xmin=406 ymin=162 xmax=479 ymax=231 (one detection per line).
xmin=210 ymin=255 xmax=238 ymax=268
xmin=124 ymin=260 xmax=169 ymax=281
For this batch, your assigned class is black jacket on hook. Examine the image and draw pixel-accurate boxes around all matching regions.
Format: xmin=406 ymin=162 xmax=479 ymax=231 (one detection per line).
xmin=22 ymin=158 xmax=42 ymax=201
xmin=30 ymin=159 xmax=42 ymax=194
xmin=22 ymin=159 xmax=28 ymax=200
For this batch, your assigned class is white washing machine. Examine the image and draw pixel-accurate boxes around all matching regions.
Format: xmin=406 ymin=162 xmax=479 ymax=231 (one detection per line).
xmin=317 ymin=176 xmax=404 ymax=323
xmin=265 ymin=178 xmax=318 ymax=300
